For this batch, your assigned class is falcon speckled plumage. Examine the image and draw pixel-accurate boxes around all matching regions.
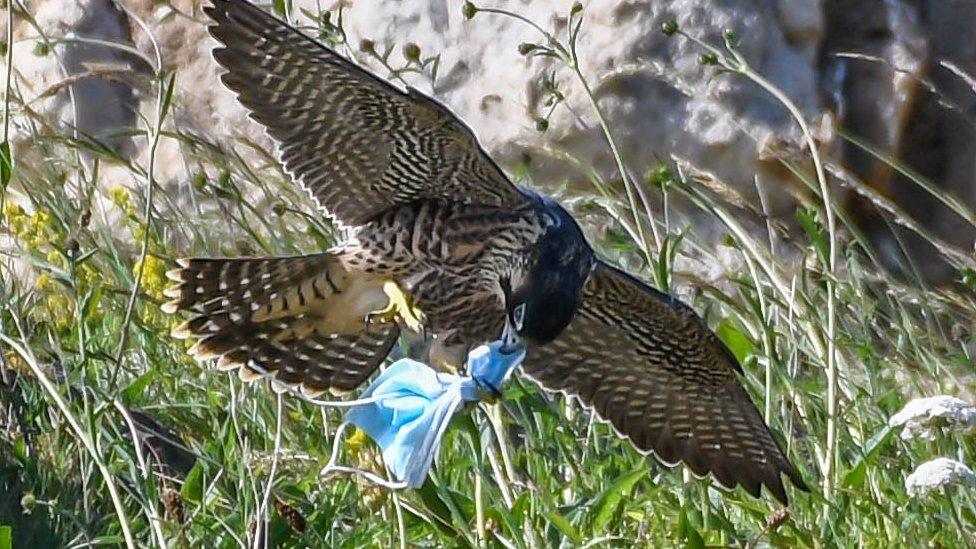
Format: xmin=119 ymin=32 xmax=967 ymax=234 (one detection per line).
xmin=164 ymin=0 xmax=806 ymax=504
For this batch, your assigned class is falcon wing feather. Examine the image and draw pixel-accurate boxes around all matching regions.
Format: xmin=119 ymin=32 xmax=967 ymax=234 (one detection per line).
xmin=206 ymin=0 xmax=527 ymax=227
xmin=521 ymin=260 xmax=806 ymax=504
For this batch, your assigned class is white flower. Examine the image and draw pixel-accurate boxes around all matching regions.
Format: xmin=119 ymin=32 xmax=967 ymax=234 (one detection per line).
xmin=888 ymin=396 xmax=976 ymax=441
xmin=905 ymin=458 xmax=976 ymax=498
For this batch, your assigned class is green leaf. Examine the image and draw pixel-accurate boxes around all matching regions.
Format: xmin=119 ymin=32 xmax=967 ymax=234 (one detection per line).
xmin=181 ymin=461 xmax=204 ymax=504
xmin=0 ymin=524 xmax=11 ymax=549
xmin=511 ymin=491 xmax=530 ymax=523
xmin=842 ymin=460 xmax=868 ymax=491
xmin=12 ymin=436 xmax=27 ymax=465
xmin=88 ymin=536 xmax=124 ymax=545
xmin=122 ymin=369 xmax=157 ymax=406
xmin=546 ymin=509 xmax=581 ymax=545
xmin=604 ymin=225 xmax=638 ymax=255
xmin=843 ymin=424 xmax=895 ymax=489
xmin=589 ymin=468 xmax=646 ymax=531
xmin=454 ymin=411 xmax=481 ymax=458
xmin=0 ymin=140 xmax=11 ymax=188
xmin=716 ymin=319 xmax=755 ymax=364
xmin=272 ymin=0 xmax=287 ymax=17
xmin=80 ymin=285 xmax=103 ymax=324
xmin=677 ymin=509 xmax=705 ymax=549
xmin=73 ymin=246 xmax=100 ymax=266
xmin=795 ymin=207 xmax=828 ymax=265
xmin=415 ymin=480 xmax=458 ymax=537
xmin=484 ymin=504 xmax=521 ymax=546
xmin=447 ymin=486 xmax=475 ymax=523
xmin=222 ymin=424 xmax=238 ymax=462
xmin=159 ymin=72 xmax=177 ymax=122
xmin=685 ymin=527 xmax=705 ymax=549
xmin=653 ymin=231 xmax=685 ymax=291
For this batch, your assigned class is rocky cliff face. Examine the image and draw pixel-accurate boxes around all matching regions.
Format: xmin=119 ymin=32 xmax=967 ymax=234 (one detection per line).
xmin=821 ymin=0 xmax=976 ymax=282
xmin=3 ymin=0 xmax=974 ymax=281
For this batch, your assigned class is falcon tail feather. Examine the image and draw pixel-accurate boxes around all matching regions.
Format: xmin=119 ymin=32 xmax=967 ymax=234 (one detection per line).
xmin=163 ymin=253 xmax=399 ymax=395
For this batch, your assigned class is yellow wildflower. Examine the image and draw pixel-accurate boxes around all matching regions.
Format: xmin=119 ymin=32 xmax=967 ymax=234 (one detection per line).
xmin=5 ymin=203 xmax=29 ymax=241
xmin=45 ymin=250 xmax=64 ymax=268
xmin=7 ymin=207 xmax=58 ymax=251
xmin=30 ymin=211 xmax=53 ymax=241
xmin=135 ymin=226 xmax=146 ymax=243
xmin=35 ymin=272 xmax=53 ymax=292
xmin=3 ymin=202 xmax=24 ymax=219
xmin=45 ymin=293 xmax=74 ymax=332
xmin=134 ymin=255 xmax=167 ymax=300
xmin=76 ymin=263 xmax=99 ymax=290
xmin=109 ymin=186 xmax=130 ymax=209
xmin=4 ymin=351 xmax=29 ymax=376
xmin=342 ymin=430 xmax=388 ymax=512
xmin=109 ymin=186 xmax=138 ymax=219
xmin=344 ymin=427 xmax=369 ymax=460
xmin=87 ymin=304 xmax=103 ymax=323
xmin=9 ymin=215 xmax=26 ymax=237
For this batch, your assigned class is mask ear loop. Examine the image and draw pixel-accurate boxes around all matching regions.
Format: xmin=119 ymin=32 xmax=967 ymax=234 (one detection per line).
xmin=241 ymin=358 xmax=513 ymax=491
xmin=236 ymin=364 xmax=411 ymax=490
xmin=319 ymin=421 xmax=409 ymax=490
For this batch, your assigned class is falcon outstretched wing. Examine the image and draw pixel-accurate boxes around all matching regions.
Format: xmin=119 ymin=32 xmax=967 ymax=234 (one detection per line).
xmin=205 ymin=0 xmax=528 ymax=227
xmin=521 ymin=261 xmax=806 ymax=504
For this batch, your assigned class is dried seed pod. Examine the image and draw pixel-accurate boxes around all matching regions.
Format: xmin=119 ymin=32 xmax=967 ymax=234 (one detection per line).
xmin=162 ymin=487 xmax=185 ymax=523
xmin=275 ymin=499 xmax=307 ymax=533
xmin=402 ymin=43 xmax=421 ymax=62
xmin=767 ymin=508 xmax=789 ymax=530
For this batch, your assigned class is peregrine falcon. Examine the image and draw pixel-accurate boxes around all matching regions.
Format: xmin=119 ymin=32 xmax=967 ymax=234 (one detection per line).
xmin=164 ymin=0 xmax=806 ymax=504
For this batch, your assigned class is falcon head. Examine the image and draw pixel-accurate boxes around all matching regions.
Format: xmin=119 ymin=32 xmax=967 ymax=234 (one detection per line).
xmin=504 ymin=197 xmax=594 ymax=345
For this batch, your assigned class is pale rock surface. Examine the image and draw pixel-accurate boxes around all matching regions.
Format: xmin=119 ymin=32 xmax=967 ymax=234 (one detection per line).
xmin=1 ymin=0 xmax=140 ymax=153
xmin=313 ymin=0 xmax=823 ymax=219
xmin=3 ymin=0 xmax=826 ymax=216
xmin=3 ymin=0 xmax=975 ymax=282
xmin=822 ymin=0 xmax=976 ymax=281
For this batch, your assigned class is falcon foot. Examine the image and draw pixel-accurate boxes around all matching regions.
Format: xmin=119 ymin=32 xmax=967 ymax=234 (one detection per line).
xmin=366 ymin=281 xmax=425 ymax=334
xmin=430 ymin=356 xmax=460 ymax=375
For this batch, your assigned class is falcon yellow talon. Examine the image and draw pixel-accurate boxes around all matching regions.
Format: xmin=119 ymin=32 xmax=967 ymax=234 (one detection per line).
xmin=365 ymin=301 xmax=397 ymax=325
xmin=431 ymin=357 xmax=460 ymax=375
xmin=367 ymin=281 xmax=425 ymax=333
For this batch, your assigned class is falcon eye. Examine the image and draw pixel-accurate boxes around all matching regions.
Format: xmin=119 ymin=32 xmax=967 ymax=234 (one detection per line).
xmin=543 ymin=212 xmax=561 ymax=228
xmin=511 ymin=303 xmax=526 ymax=330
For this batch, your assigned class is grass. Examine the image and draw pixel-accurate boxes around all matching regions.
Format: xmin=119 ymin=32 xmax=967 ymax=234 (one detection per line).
xmin=2 ymin=1 xmax=976 ymax=547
